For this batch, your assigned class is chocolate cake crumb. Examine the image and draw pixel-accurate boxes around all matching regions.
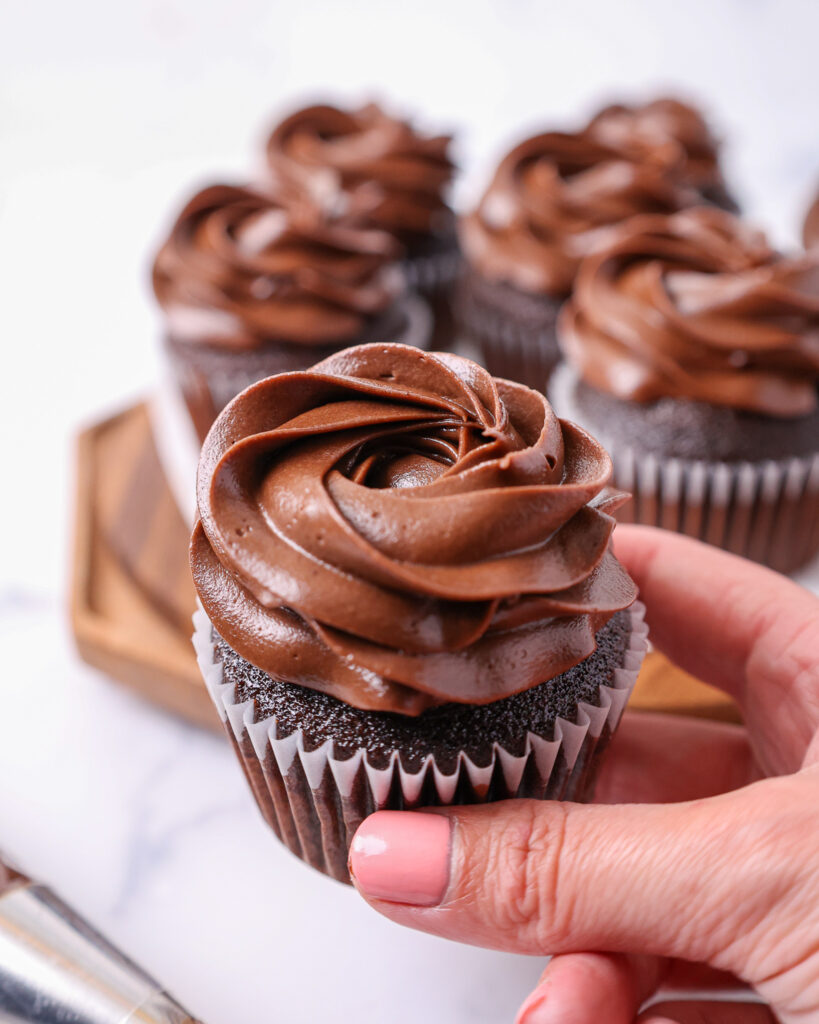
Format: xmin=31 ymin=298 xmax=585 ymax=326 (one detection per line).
xmin=572 ymin=380 xmax=819 ymax=462
xmin=218 ymin=610 xmax=632 ymax=773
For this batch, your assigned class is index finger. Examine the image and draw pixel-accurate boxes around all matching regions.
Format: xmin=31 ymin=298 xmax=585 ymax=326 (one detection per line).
xmin=613 ymin=525 xmax=819 ymax=774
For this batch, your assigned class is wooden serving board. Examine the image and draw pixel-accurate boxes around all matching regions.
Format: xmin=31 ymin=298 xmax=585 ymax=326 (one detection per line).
xmin=70 ymin=402 xmax=740 ymax=732
xmin=71 ymin=403 xmax=218 ymax=730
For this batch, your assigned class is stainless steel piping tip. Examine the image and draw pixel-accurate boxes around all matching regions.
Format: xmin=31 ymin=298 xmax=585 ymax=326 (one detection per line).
xmin=0 ymin=874 xmax=203 ymax=1023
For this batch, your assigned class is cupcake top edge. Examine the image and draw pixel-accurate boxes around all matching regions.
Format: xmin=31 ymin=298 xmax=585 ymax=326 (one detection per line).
xmin=190 ymin=343 xmax=636 ymax=715
xmin=557 ymin=207 xmax=819 ymax=418
xmin=152 ymin=182 xmax=405 ymax=350
xmin=266 ymin=101 xmax=457 ymax=244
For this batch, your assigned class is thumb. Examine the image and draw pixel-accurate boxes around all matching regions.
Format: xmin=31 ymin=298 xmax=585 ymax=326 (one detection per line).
xmin=349 ymin=776 xmax=811 ymax=972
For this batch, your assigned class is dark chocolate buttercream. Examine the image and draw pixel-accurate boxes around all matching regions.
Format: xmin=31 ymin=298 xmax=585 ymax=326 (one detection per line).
xmin=266 ymin=103 xmax=455 ymax=242
xmin=586 ymin=97 xmax=730 ymax=201
xmin=559 ymin=208 xmax=819 ymax=416
xmin=153 ymin=184 xmax=402 ymax=350
xmin=191 ymin=344 xmax=635 ymax=714
xmin=460 ymin=130 xmax=698 ymax=298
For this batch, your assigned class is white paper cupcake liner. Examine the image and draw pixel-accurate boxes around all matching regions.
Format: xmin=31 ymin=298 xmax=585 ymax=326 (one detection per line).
xmin=193 ymin=602 xmax=648 ymax=883
xmin=550 ymin=364 xmax=819 ymax=574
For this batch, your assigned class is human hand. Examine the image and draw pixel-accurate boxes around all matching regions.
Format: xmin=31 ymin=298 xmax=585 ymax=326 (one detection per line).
xmin=348 ymin=526 xmax=819 ymax=1023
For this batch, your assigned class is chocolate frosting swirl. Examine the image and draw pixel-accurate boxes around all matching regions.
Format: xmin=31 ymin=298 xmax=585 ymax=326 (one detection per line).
xmin=153 ymin=184 xmax=402 ymax=349
xmin=191 ymin=344 xmax=636 ymax=715
xmin=559 ymin=208 xmax=819 ymax=417
xmin=586 ymin=97 xmax=729 ymax=198
xmin=266 ymin=103 xmax=455 ymax=241
xmin=460 ymin=130 xmax=698 ymax=297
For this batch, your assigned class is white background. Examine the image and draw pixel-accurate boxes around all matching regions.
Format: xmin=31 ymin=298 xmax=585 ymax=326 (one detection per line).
xmin=1 ymin=2 xmax=818 ymax=1021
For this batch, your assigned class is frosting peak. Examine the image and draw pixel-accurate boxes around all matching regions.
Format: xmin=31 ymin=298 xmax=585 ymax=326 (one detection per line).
xmin=559 ymin=208 xmax=819 ymax=417
xmin=586 ymin=97 xmax=729 ymax=199
xmin=152 ymin=184 xmax=402 ymax=349
xmin=460 ymin=130 xmax=698 ymax=297
xmin=191 ymin=344 xmax=635 ymax=714
xmin=266 ymin=103 xmax=455 ymax=241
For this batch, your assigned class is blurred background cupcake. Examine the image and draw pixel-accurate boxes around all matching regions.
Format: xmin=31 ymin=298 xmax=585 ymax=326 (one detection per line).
xmin=191 ymin=343 xmax=645 ymax=882
xmin=266 ymin=101 xmax=459 ymax=347
xmin=552 ymin=206 xmax=819 ymax=573
xmin=153 ymin=181 xmax=425 ymax=441
xmin=585 ymin=95 xmax=739 ymax=212
xmin=456 ymin=113 xmax=703 ymax=392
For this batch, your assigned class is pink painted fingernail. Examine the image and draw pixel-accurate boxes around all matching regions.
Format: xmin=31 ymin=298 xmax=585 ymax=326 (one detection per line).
xmin=349 ymin=810 xmax=452 ymax=906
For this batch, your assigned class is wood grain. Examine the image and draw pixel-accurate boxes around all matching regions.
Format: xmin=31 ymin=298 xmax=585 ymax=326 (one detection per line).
xmin=71 ymin=404 xmax=218 ymax=730
xmin=70 ymin=402 xmax=740 ymax=733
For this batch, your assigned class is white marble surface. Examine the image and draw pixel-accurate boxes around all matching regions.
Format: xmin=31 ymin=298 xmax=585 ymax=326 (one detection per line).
xmin=0 ymin=600 xmax=548 ymax=1022
xmin=1 ymin=1 xmax=819 ymax=1020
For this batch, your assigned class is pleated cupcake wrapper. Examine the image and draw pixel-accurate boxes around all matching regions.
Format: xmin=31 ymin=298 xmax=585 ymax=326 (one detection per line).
xmin=614 ymin=447 xmax=819 ymax=574
xmin=193 ymin=601 xmax=648 ymax=883
xmin=454 ymin=278 xmax=562 ymax=392
xmin=550 ymin=364 xmax=819 ymax=574
xmin=402 ymin=246 xmax=462 ymax=294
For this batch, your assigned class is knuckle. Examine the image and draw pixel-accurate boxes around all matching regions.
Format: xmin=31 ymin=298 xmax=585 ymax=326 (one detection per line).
xmin=484 ymin=800 xmax=571 ymax=945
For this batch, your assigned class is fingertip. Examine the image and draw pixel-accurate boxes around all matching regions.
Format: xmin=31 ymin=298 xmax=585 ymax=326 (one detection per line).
xmin=514 ymin=978 xmax=551 ymax=1024
xmin=609 ymin=525 xmax=819 ymax=760
xmin=611 ymin=524 xmax=695 ymax=587
xmin=516 ymin=952 xmax=656 ymax=1024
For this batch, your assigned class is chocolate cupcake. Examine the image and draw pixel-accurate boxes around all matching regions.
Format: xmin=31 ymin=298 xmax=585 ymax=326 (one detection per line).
xmin=266 ymin=102 xmax=459 ymax=346
xmin=553 ymin=207 xmax=819 ymax=573
xmin=457 ymin=128 xmax=700 ymax=392
xmin=191 ymin=344 xmax=646 ymax=882
xmin=153 ymin=183 xmax=425 ymax=441
xmin=586 ymin=96 xmax=739 ymax=212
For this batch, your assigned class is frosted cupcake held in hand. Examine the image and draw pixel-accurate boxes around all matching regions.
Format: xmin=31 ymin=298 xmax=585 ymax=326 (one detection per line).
xmin=553 ymin=207 xmax=819 ymax=572
xmin=266 ymin=102 xmax=458 ymax=345
xmin=190 ymin=343 xmax=645 ymax=882
xmin=153 ymin=183 xmax=425 ymax=441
